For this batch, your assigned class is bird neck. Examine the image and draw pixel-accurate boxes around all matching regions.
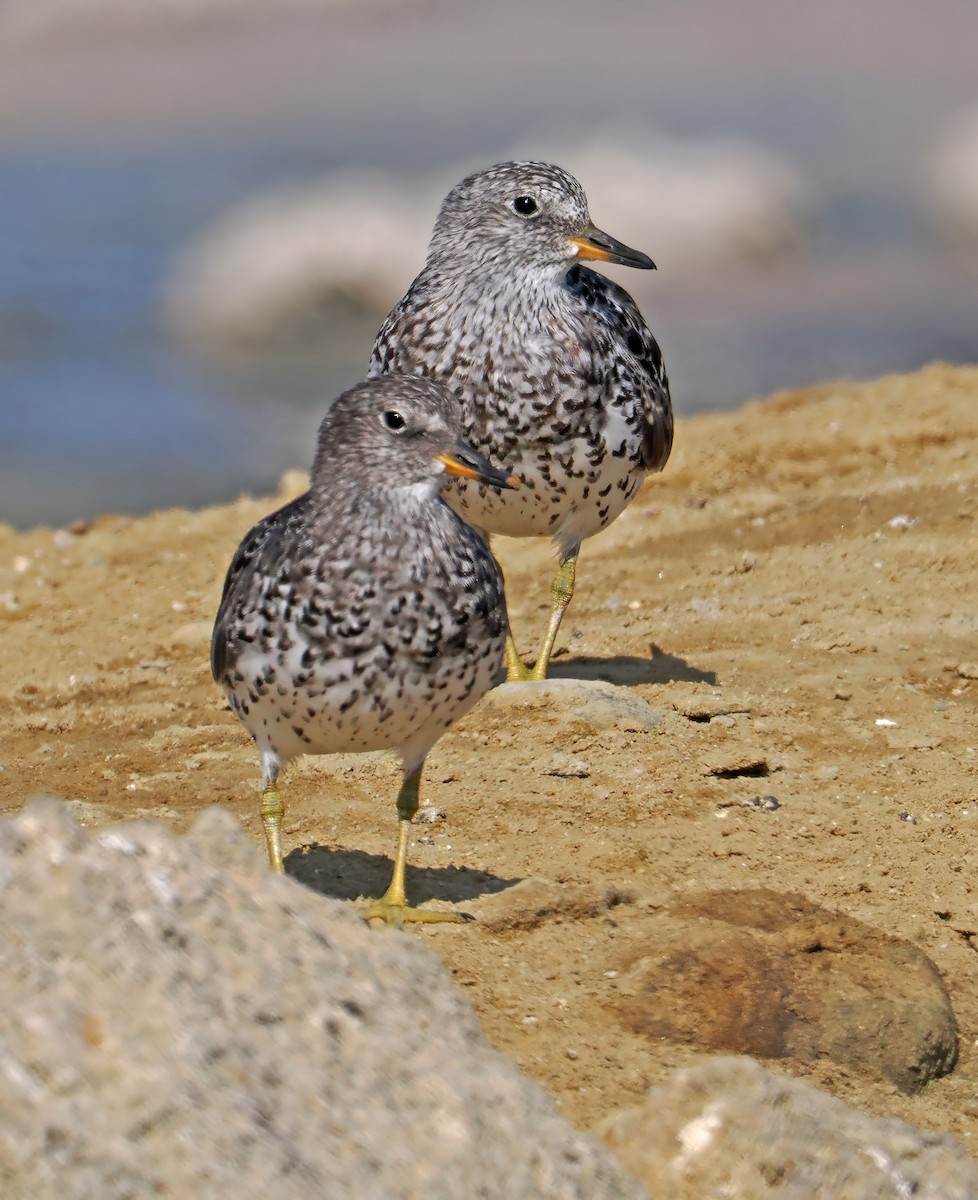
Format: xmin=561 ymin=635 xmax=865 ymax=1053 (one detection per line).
xmin=419 ymin=257 xmax=566 ymax=334
xmin=307 ymin=467 xmax=442 ymax=529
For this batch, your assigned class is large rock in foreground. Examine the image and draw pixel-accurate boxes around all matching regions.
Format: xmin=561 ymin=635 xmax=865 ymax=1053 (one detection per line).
xmin=0 ymin=799 xmax=644 ymax=1200
xmin=601 ymin=1056 xmax=978 ymax=1200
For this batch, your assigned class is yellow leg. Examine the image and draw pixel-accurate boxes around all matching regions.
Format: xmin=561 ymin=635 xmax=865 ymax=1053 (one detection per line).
xmin=261 ymin=778 xmax=285 ymax=873
xmin=361 ymin=769 xmax=465 ymax=926
xmin=505 ymin=629 xmax=533 ymax=682
xmin=529 ymin=551 xmax=578 ymax=681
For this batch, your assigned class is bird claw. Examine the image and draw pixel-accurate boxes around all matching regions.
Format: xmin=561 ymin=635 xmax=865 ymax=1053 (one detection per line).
xmin=359 ymin=899 xmax=469 ymax=927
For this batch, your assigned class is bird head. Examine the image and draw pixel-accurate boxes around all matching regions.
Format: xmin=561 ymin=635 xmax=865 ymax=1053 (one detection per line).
xmin=313 ymin=376 xmax=520 ymax=501
xmin=427 ymin=160 xmax=655 ymax=278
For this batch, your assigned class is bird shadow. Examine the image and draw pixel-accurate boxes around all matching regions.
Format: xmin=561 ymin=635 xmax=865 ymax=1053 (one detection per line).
xmin=517 ymin=650 xmax=718 ymax=687
xmin=285 ymin=843 xmax=521 ymax=907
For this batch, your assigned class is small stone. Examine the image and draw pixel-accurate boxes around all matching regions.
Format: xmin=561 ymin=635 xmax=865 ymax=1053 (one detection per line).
xmin=415 ymin=805 xmax=446 ymax=824
xmin=673 ymin=693 xmax=751 ymax=722
xmin=487 ymin=678 xmax=661 ymax=733
xmin=833 ymin=688 xmax=852 ymax=701
xmin=956 ymin=662 xmax=978 ymax=680
xmin=899 ymin=812 xmax=918 ymax=825
xmin=702 ymin=749 xmax=768 ymax=778
xmin=743 ymin=795 xmax=780 ymax=812
xmin=710 ymin=714 xmax=736 ymax=728
xmin=544 ymin=754 xmax=590 ymax=779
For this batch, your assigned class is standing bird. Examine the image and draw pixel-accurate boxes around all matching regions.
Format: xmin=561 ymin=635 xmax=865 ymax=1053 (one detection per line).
xmin=211 ymin=375 xmax=519 ymax=924
xmin=369 ymin=161 xmax=673 ymax=681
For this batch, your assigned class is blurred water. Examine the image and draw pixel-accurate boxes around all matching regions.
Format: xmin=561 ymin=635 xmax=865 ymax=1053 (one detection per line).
xmin=1 ymin=0 xmax=977 ymax=529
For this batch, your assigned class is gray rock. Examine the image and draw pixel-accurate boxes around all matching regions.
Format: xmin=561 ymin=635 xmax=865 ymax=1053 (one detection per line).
xmin=0 ymin=798 xmax=646 ymax=1200
xmin=600 ymin=1056 xmax=978 ymax=1200
xmin=486 ymin=677 xmax=662 ymax=733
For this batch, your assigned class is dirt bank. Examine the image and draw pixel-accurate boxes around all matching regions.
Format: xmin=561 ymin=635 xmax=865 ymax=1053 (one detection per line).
xmin=2 ymin=362 xmax=977 ymax=1149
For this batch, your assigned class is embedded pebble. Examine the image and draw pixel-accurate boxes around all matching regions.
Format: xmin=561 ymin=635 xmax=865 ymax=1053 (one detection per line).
xmin=956 ymin=663 xmax=978 ymax=680
xmin=545 ymin=753 xmax=591 ymax=779
xmin=415 ymin=805 xmax=446 ymax=824
xmin=744 ymin=795 xmax=781 ymax=812
xmin=487 ymin=678 xmax=661 ymax=733
xmin=702 ymin=749 xmax=768 ymax=777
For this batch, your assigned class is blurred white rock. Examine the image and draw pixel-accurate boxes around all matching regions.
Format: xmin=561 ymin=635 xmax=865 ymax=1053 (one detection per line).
xmin=0 ymin=0 xmax=400 ymax=33
xmin=165 ymin=170 xmax=435 ymax=349
xmin=516 ymin=130 xmax=809 ymax=272
xmin=167 ymin=134 xmax=810 ymax=350
xmin=929 ymin=105 xmax=978 ymax=246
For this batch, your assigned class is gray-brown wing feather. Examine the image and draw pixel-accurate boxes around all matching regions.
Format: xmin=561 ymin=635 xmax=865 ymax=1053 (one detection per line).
xmin=564 ymin=264 xmax=673 ymax=473
xmin=210 ymin=495 xmax=309 ymax=683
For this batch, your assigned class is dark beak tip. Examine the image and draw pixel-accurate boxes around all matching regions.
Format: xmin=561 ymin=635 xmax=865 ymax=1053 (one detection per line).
xmin=587 ymin=229 xmax=655 ymax=271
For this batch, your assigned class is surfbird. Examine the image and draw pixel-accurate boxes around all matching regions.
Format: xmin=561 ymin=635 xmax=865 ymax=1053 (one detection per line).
xmin=369 ymin=161 xmax=673 ymax=680
xmin=211 ymin=375 xmax=519 ymax=924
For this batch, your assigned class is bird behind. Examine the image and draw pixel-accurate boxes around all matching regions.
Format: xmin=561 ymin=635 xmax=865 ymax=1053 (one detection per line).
xmin=369 ymin=161 xmax=673 ymax=680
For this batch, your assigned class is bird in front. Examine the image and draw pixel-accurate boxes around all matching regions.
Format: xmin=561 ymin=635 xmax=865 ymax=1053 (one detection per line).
xmin=211 ymin=375 xmax=518 ymax=924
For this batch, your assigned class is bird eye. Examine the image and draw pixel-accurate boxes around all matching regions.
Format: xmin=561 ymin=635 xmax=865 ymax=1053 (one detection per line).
xmin=381 ymin=411 xmax=406 ymax=432
xmin=512 ymin=195 xmax=539 ymax=217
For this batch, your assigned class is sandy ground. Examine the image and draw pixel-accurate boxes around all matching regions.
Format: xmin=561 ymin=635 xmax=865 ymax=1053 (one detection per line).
xmin=2 ymin=362 xmax=978 ymax=1151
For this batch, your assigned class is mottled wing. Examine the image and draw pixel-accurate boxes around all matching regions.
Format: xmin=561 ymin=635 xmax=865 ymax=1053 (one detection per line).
xmin=368 ymin=279 xmax=432 ymax=379
xmin=210 ymin=495 xmax=309 ymax=683
xmin=564 ymin=264 xmax=674 ymax=473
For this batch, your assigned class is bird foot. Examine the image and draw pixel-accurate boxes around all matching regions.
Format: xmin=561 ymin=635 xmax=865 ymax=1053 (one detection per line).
xmin=505 ymin=658 xmax=534 ymax=682
xmin=358 ymin=898 xmax=469 ymax=927
xmin=505 ymin=654 xmax=553 ymax=682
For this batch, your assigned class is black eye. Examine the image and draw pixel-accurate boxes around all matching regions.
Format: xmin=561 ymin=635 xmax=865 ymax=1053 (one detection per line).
xmin=382 ymin=411 xmax=406 ymax=432
xmin=513 ymin=195 xmax=538 ymax=217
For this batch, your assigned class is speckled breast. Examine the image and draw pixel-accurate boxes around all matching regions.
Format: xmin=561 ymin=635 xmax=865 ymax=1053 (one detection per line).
xmin=445 ymin=374 xmax=648 ymax=547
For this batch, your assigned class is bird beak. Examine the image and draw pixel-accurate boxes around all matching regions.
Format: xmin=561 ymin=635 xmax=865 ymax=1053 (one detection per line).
xmin=437 ymin=443 xmax=521 ymax=491
xmin=569 ymin=223 xmax=656 ymax=270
